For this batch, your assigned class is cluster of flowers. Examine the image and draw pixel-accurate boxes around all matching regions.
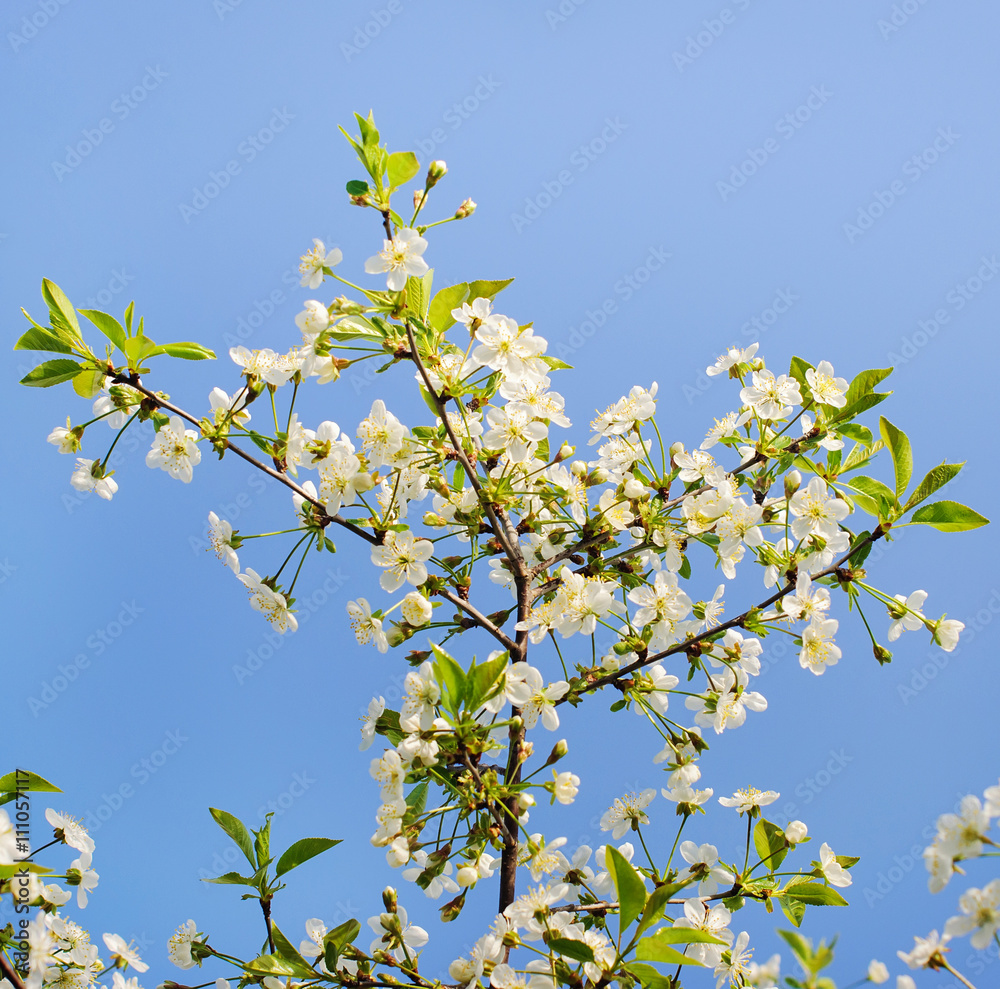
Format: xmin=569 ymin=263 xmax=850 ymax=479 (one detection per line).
xmin=0 ymin=807 xmax=148 ymax=989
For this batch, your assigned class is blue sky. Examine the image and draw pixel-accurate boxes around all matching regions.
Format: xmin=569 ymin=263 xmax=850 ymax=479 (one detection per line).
xmin=3 ymin=2 xmax=1000 ymax=986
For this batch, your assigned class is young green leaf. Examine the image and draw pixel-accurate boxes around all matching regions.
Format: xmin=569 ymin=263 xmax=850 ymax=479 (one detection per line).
xmin=753 ymin=818 xmax=789 ymax=872
xmin=201 ymin=871 xmax=256 ymax=886
xmin=780 ymin=883 xmax=848 ymax=906
xmin=79 ymin=309 xmax=127 ymax=351
xmin=430 ymin=642 xmax=467 ymax=715
xmin=635 ymin=882 xmax=688 ymax=937
xmin=387 ymin=151 xmax=420 ymax=188
xmin=910 ymin=500 xmax=989 ymax=532
xmin=41 ymin=279 xmax=81 ymax=337
xmin=0 ymin=770 xmax=61 ymax=794
xmin=20 ymin=359 xmax=84 ymax=387
xmin=634 ymin=938 xmax=707 ymax=966
xmin=606 ymin=844 xmax=647 ymax=933
xmin=146 ymin=341 xmax=217 ymax=360
xmin=72 ymin=368 xmax=105 ymax=399
xmin=844 ymin=367 xmax=893 ymax=407
xmin=428 ymin=282 xmax=470 ymax=332
xmin=14 ymin=325 xmax=73 ymax=354
xmin=209 ymin=807 xmax=256 ymax=868
xmin=466 ymin=277 xmax=515 ymax=301
xmin=902 ymin=463 xmax=964 ymax=513
xmin=878 ymin=416 xmax=912 ymax=495
xmin=548 ymin=937 xmax=595 ymax=964
xmin=275 ymin=837 xmax=341 ymax=877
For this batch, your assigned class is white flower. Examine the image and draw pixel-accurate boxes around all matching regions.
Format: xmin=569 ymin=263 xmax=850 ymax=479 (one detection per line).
xmin=347 ymin=598 xmax=388 ymax=653
xmin=401 ymin=591 xmax=433 ymax=626
xmin=47 ymin=422 xmax=80 ymax=454
xmin=367 ymin=904 xmax=429 ymax=961
xmin=471 ymin=316 xmax=547 ymax=382
xmin=818 ymin=842 xmax=852 ymax=887
xmin=207 ymin=511 xmax=239 ymax=572
xmin=600 ymin=788 xmax=656 ymax=839
xmin=678 ymin=841 xmax=735 ymax=897
xmin=701 ymin=409 xmax=752 ymax=450
xmin=102 ymin=934 xmax=149 ymax=973
xmin=296 ymin=299 xmax=332 ymax=337
xmin=70 ymin=458 xmax=118 ymax=500
xmin=167 ymin=920 xmax=200 ymax=970
xmin=371 ymin=750 xmax=407 ymax=801
xmin=237 ymin=568 xmax=298 ymax=633
xmin=357 ymin=400 xmax=407 ymax=468
xmin=452 ymin=296 xmax=493 ymax=328
xmin=740 ymin=369 xmax=802 ymax=419
xmin=505 ymin=662 xmax=569 ymax=730
xmin=589 ymin=383 xmax=658 ymax=440
xmin=67 ymin=850 xmax=99 ymax=907
xmin=299 ymin=238 xmax=342 ymax=289
xmin=984 ymin=777 xmax=1000 ymax=818
xmin=718 ymin=787 xmax=778 ymax=816
xmin=714 ymin=931 xmax=753 ymax=989
xmin=936 ymin=795 xmax=990 ymax=859
xmin=789 ymin=477 xmax=850 ymax=541
xmin=785 ymin=820 xmax=808 ymax=844
xmin=553 ymin=771 xmax=580 ymax=805
xmin=402 ymin=850 xmax=460 ymax=899
xmin=208 ymin=386 xmax=250 ymax=427
xmin=44 ymin=810 xmax=95 ymax=854
xmin=673 ymin=898 xmax=733 ymax=967
xmin=229 ymin=345 xmax=297 ymax=386
xmin=365 ymin=228 xmax=429 ymax=291
xmin=371 ymin=530 xmax=434 ymax=592
xmin=887 ymin=590 xmax=928 ymax=641
xmin=706 ymin=343 xmax=758 ymax=377
xmin=805 ymin=360 xmax=848 ymax=407
xmin=897 ymin=930 xmax=951 ymax=969
xmin=399 ymin=661 xmax=441 ymax=733
xmin=483 ymin=405 xmax=548 ymax=463
xmin=0 ymin=809 xmax=17 ymax=865
xmin=146 ymin=415 xmax=201 ymax=482
xmin=867 ymin=960 xmax=889 ymax=984
xmin=662 ymin=785 xmax=714 ymax=811
xmin=360 ymin=696 xmax=385 ymax=750
xmin=781 ymin=574 xmax=831 ymax=623
xmin=932 ymin=617 xmax=964 ymax=652
xmin=799 ymin=618 xmax=842 ymax=675
xmin=943 ymin=879 xmax=1000 ymax=949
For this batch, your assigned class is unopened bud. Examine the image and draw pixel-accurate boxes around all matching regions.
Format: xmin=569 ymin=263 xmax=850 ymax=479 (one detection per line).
xmin=669 ymin=441 xmax=685 ymax=459
xmin=413 ymin=189 xmax=426 ymax=209
xmin=329 ymin=295 xmax=364 ymax=315
xmin=350 ymin=194 xmax=370 ymax=207
xmin=454 ymin=198 xmax=477 ymax=219
xmin=439 ymin=889 xmax=466 ymax=922
xmin=784 ymin=470 xmax=802 ymax=498
xmin=427 ymin=160 xmax=448 ymax=186
xmin=517 ymin=792 xmax=536 ymax=811
xmin=456 ymin=866 xmax=479 ymax=888
xmin=544 ymin=739 xmax=569 ymax=766
xmin=570 ymin=459 xmax=588 ymax=476
xmin=624 ymin=477 xmax=646 ymax=500
xmin=381 ymin=886 xmax=398 ymax=913
xmin=784 ymin=820 xmax=808 ymax=844
xmin=873 ymin=643 xmax=893 ymax=666
xmin=588 ymin=467 xmax=609 ymax=485
xmin=555 ymin=442 xmax=574 ymax=463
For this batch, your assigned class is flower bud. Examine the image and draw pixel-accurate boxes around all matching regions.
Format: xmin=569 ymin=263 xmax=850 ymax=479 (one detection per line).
xmin=570 ymin=460 xmax=588 ymax=476
xmin=439 ymin=890 xmax=466 ymax=922
xmin=544 ymin=739 xmax=569 ymax=766
xmin=624 ymin=477 xmax=646 ymax=500
xmin=454 ymin=198 xmax=477 ymax=219
xmin=413 ymin=189 xmax=426 ymax=209
xmin=784 ymin=470 xmax=802 ymax=498
xmin=450 ymin=959 xmax=476 ymax=982
xmin=555 ymin=442 xmax=574 ymax=463
xmin=669 ymin=441 xmax=685 ymax=458
xmin=381 ymin=886 xmax=398 ymax=913
xmin=455 ymin=866 xmax=479 ymax=888
xmin=784 ymin=820 xmax=808 ymax=844
xmin=517 ymin=793 xmax=536 ymax=811
xmin=427 ymin=161 xmax=448 ymax=186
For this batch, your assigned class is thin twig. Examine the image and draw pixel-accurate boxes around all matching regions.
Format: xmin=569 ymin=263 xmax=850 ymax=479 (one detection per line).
xmin=436 ymin=587 xmax=516 ymax=651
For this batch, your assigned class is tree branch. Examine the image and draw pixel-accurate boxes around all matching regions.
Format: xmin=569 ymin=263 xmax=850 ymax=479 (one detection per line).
xmin=435 ymin=587 xmax=516 ymax=652
xmin=1 ymin=953 xmax=26 ymax=989
xmin=114 ymin=374 xmax=377 ymax=545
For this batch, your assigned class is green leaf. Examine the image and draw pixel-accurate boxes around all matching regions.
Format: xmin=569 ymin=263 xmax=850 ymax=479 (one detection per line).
xmin=753 ymin=818 xmax=789 ymax=872
xmin=910 ymin=500 xmax=989 ymax=532
xmin=245 ymin=953 xmax=315 ymax=979
xmin=146 ymin=341 xmax=217 ymax=361
xmin=78 ymin=309 xmax=127 ymax=351
xmin=466 ymin=650 xmax=509 ymax=711
xmin=777 ymin=895 xmax=806 ymax=927
xmin=271 ymin=923 xmax=313 ymax=972
xmin=41 ymin=279 xmax=81 ymax=337
xmin=387 ymin=151 xmax=420 ymax=188
xmin=323 ymin=918 xmax=361 ymax=971
xmin=636 ymin=882 xmax=687 ymax=937
xmin=844 ymin=367 xmax=893 ymax=407
xmin=14 ymin=324 xmax=73 ymax=354
xmin=606 ymin=845 xmax=647 ymax=933
xmin=878 ymin=416 xmax=912 ymax=495
xmin=404 ymin=780 xmax=428 ymax=823
xmin=20 ymin=359 xmax=84 ymax=387
xmin=72 ymin=367 xmax=105 ymax=399
xmin=430 ymin=642 xmax=467 ymax=715
xmin=548 ymin=937 xmax=595 ymax=964
xmin=346 ymin=179 xmax=370 ymax=196
xmin=329 ymin=315 xmax=383 ymax=341
xmin=253 ymin=819 xmax=270 ymax=868
xmin=642 ymin=928 xmax=727 ymax=946
xmin=209 ymin=807 xmax=256 ymax=868
xmin=902 ymin=463 xmax=964 ymax=513
xmin=539 ymin=356 xmax=573 ymax=370
xmin=122 ymin=335 xmax=157 ymax=367
xmin=201 ymin=871 xmax=256 ymax=885
xmin=428 ymin=282 xmax=470 ymax=332
xmin=781 ymin=883 xmax=848 ymax=906
xmin=635 ymin=938 xmax=706 ymax=966
xmin=628 ymin=963 xmax=680 ymax=989
xmin=788 ymin=356 xmax=814 ymax=389
xmin=845 ymin=475 xmax=897 ymax=517
xmin=829 ymin=390 xmax=892 ymax=425
xmin=777 ymin=929 xmax=813 ymax=966
xmin=275 ymin=837 xmax=341 ymax=877
xmin=837 ymin=423 xmax=872 ymax=446
xmin=0 ymin=770 xmax=61 ymax=794
xmin=466 ymin=277 xmax=515 ymax=302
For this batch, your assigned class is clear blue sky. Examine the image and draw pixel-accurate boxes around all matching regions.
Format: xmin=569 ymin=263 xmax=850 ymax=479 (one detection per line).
xmin=3 ymin=2 xmax=999 ymax=986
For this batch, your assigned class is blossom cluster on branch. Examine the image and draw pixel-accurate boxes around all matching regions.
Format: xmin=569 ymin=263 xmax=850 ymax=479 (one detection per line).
xmin=4 ymin=111 xmax=992 ymax=989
